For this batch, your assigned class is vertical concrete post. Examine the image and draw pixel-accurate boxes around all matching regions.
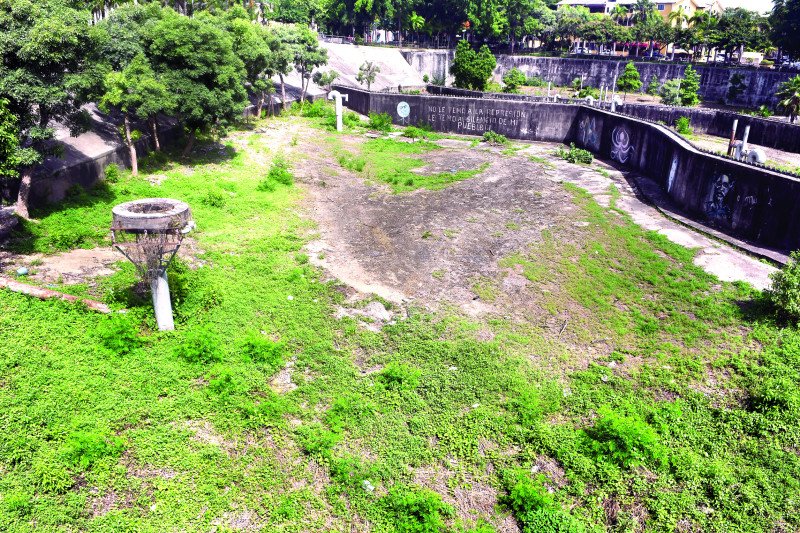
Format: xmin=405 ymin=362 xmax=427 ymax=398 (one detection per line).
xmin=328 ymin=91 xmax=348 ymax=132
xmin=742 ymin=125 xmax=751 ymax=153
xmin=547 ymin=82 xmax=551 ymax=99
xmin=151 ymin=270 xmax=175 ymax=331
xmin=727 ymin=119 xmax=738 ymax=156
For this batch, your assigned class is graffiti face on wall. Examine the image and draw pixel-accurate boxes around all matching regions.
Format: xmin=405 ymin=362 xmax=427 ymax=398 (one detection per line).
xmin=610 ymin=126 xmax=634 ymax=164
xmin=579 ymin=115 xmax=600 ymax=152
xmin=705 ymin=174 xmax=735 ymax=223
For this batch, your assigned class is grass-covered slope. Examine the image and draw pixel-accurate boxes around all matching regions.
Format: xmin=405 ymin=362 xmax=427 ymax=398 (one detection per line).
xmin=1 ymin=112 xmax=799 ymax=532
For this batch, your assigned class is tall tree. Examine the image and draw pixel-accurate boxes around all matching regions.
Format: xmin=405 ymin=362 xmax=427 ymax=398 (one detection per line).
xmin=771 ymin=0 xmax=800 ymax=58
xmin=356 ymin=61 xmax=381 ymax=90
xmin=617 ymin=61 xmax=642 ymax=100
xmin=288 ymin=25 xmax=328 ymax=103
xmin=777 ymin=76 xmax=800 ymax=123
xmin=450 ymin=40 xmax=496 ymax=90
xmin=145 ymin=9 xmax=248 ymax=156
xmin=0 ymin=0 xmax=98 ymax=218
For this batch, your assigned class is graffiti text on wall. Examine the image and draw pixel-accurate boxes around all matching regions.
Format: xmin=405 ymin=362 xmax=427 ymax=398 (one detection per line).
xmin=425 ymin=105 xmax=527 ymax=133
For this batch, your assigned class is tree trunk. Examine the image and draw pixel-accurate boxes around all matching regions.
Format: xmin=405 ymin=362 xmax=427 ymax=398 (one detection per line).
xmin=257 ymin=91 xmax=265 ymax=118
xmin=149 ymin=117 xmax=161 ymax=151
xmin=182 ymin=131 xmax=196 ymax=158
xmin=300 ymin=71 xmax=308 ymax=103
xmin=14 ymin=167 xmax=33 ymax=220
xmin=280 ymin=74 xmax=288 ymax=111
xmin=124 ymin=113 xmax=138 ymax=176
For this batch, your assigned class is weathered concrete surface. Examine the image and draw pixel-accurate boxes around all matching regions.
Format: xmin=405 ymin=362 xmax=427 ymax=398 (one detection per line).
xmin=401 ymin=50 xmax=795 ymax=108
xmin=334 ymin=86 xmax=800 ymax=253
xmin=323 ymin=42 xmax=425 ymax=91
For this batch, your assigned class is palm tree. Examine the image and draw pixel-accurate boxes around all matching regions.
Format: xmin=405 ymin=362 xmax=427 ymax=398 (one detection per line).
xmin=408 ymin=11 xmax=425 ymax=45
xmin=611 ymin=5 xmax=629 ymax=26
xmin=777 ymin=76 xmax=800 ymax=123
xmin=631 ymin=0 xmax=655 ymax=24
xmin=668 ymin=7 xmax=689 ymax=59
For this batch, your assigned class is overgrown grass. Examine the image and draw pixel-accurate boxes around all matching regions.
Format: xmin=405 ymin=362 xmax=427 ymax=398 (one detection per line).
xmin=1 ymin=114 xmax=800 ymax=532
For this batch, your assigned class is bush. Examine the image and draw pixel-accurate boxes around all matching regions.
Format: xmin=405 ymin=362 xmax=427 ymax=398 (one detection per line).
xmin=104 ymin=163 xmax=121 ymax=183
xmin=503 ymin=67 xmax=527 ymax=93
xmin=555 ymin=143 xmax=593 ymax=164
xmin=646 ymin=74 xmax=661 ymax=96
xmin=525 ymin=75 xmax=546 ymax=87
xmin=174 ymin=325 xmax=223 ymax=364
xmin=675 ymin=116 xmax=692 ymax=135
xmin=368 ymin=112 xmax=393 ymax=132
xmin=378 ymin=363 xmax=422 ymax=391
xmin=387 ymin=487 xmax=454 ymax=533
xmin=502 ymin=471 xmax=586 ymax=533
xmin=767 ymin=250 xmax=800 ymax=322
xmin=750 ymin=376 xmax=800 ymax=412
xmin=298 ymin=99 xmax=333 ymax=119
xmin=450 ymin=40 xmax=496 ymax=91
xmin=95 ymin=313 xmax=140 ymax=355
xmin=756 ymin=105 xmax=773 ymax=117
xmin=342 ymin=111 xmax=362 ymax=128
xmin=402 ymin=126 xmax=430 ymax=140
xmin=240 ymin=333 xmax=284 ymax=371
xmin=201 ymin=188 xmax=226 ymax=208
xmin=338 ymin=152 xmax=366 ymax=172
xmin=61 ymin=431 xmax=124 ymax=469
xmin=482 ymin=130 xmax=509 ymax=145
xmin=583 ymin=406 xmax=665 ymax=468
xmin=680 ymin=65 xmax=701 ymax=106
xmin=660 ymin=79 xmax=682 ymax=106
xmin=577 ymin=86 xmax=600 ymax=99
xmin=258 ymin=156 xmax=294 ymax=191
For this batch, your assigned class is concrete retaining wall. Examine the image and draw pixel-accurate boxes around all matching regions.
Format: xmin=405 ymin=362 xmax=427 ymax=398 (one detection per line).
xmin=401 ymin=51 xmax=796 ymax=109
xmin=334 ymin=84 xmax=800 ymax=252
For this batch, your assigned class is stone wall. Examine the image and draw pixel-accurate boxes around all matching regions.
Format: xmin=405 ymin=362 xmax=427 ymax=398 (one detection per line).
xmin=334 ymin=85 xmax=800 ymax=251
xmin=401 ymin=51 xmax=796 ymax=109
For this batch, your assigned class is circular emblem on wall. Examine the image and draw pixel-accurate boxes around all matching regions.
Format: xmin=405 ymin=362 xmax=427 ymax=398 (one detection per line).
xmin=397 ymin=101 xmax=410 ymax=118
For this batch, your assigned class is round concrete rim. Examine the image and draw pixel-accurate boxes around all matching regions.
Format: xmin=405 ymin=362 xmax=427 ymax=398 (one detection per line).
xmin=112 ymin=198 xmax=191 ymax=231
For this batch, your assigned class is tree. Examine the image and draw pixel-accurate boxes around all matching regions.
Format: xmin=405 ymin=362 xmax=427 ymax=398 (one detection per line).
xmin=99 ymin=54 xmax=174 ymax=175
xmin=145 ymin=9 xmax=248 ymax=156
xmin=356 ymin=61 xmax=381 ymax=90
xmin=646 ymin=74 xmax=661 ymax=96
xmin=777 ymin=76 xmax=800 ymax=123
xmin=714 ymin=8 xmax=764 ymax=61
xmin=611 ymin=5 xmax=629 ymax=26
xmin=0 ymin=0 xmax=98 ymax=218
xmin=312 ymin=70 xmax=340 ymax=91
xmin=502 ymin=68 xmax=526 ymax=93
xmin=771 ymin=0 xmax=800 ymax=58
xmin=660 ymin=79 xmax=682 ymax=105
xmin=0 ymin=99 xmax=37 ymax=187
xmin=680 ymin=64 xmax=700 ymax=106
xmin=450 ymin=40 xmax=497 ymax=91
xmin=280 ymin=25 xmax=327 ymax=104
xmin=617 ymin=62 xmax=642 ymax=101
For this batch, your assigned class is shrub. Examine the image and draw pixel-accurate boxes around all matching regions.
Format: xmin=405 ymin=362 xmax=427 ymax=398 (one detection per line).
xmin=299 ymin=99 xmax=333 ymax=119
xmin=450 ymin=40 xmax=496 ymax=91
xmin=502 ymin=471 xmax=586 ymax=533
xmin=767 ymin=250 xmax=800 ymax=322
xmin=422 ymin=74 xmax=429 ymax=83
xmin=258 ymin=155 xmax=294 ymax=190
xmin=32 ymin=450 xmax=73 ymax=493
xmin=368 ymin=112 xmax=393 ymax=132
xmin=503 ymin=67 xmax=527 ymax=93
xmin=378 ymin=363 xmax=422 ymax=391
xmin=240 ymin=333 xmax=284 ymax=371
xmin=583 ymin=406 xmax=665 ymax=468
xmin=61 ymin=431 xmax=124 ymax=469
xmin=104 ymin=163 xmax=121 ymax=183
xmin=430 ymin=74 xmax=446 ymax=87
xmin=342 ymin=111 xmax=362 ymax=128
xmin=174 ymin=325 xmax=223 ymax=364
xmin=675 ymin=116 xmax=693 ymax=135
xmin=555 ymin=143 xmax=593 ymax=164
xmin=387 ymin=487 xmax=455 ymax=533
xmin=338 ymin=152 xmax=366 ymax=172
xmin=402 ymin=126 xmax=428 ymax=140
xmin=297 ymin=422 xmax=340 ymax=458
xmin=646 ymin=74 xmax=661 ymax=96
xmin=756 ymin=105 xmax=773 ymax=118
xmin=680 ymin=65 xmax=701 ymax=106
xmin=577 ymin=86 xmax=600 ymax=99
xmin=749 ymin=376 xmax=800 ymax=412
xmin=660 ymin=79 xmax=682 ymax=105
xmin=525 ymin=75 xmax=546 ymax=87
xmin=201 ymin=188 xmax=226 ymax=208
xmin=95 ymin=313 xmax=140 ymax=355
xmin=482 ymin=130 xmax=509 ymax=145
xmin=617 ymin=62 xmax=642 ymax=97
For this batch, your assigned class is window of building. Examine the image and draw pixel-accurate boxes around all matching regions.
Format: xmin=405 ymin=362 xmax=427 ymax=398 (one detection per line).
xmin=657 ymin=3 xmax=665 ymax=9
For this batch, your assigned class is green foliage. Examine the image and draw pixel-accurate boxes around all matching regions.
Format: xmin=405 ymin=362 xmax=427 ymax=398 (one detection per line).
xmin=482 ymin=130 xmax=509 ymax=145
xmin=502 ymin=472 xmax=586 ymax=533
xmin=767 ymin=250 xmax=800 ymax=322
xmin=258 ymin=155 xmax=294 ymax=191
xmin=312 ymin=69 xmax=339 ymax=90
xmin=660 ymin=78 xmax=682 ymax=105
xmin=525 ymin=75 xmax=546 ymax=87
xmin=297 ymin=98 xmax=334 ymax=119
xmin=201 ymin=188 xmax=227 ymax=208
xmin=756 ymin=105 xmax=774 ymax=118
xmin=503 ymin=68 xmax=527 ymax=93
xmin=104 ymin=163 xmax=121 ymax=183
xmin=95 ymin=313 xmax=140 ymax=355
xmin=577 ymin=86 xmax=600 ymax=99
xmin=616 ymin=62 xmax=642 ymax=95
xmin=727 ymin=73 xmax=748 ymax=103
xmin=555 ymin=143 xmax=593 ymax=164
xmin=680 ymin=65 xmax=701 ymax=106
xmin=675 ymin=116 xmax=692 ymax=135
xmin=368 ymin=112 xmax=393 ymax=132
xmin=777 ymin=75 xmax=800 ymax=123
xmin=173 ymin=325 xmax=223 ymax=364
xmin=61 ymin=431 xmax=125 ymax=470
xmin=338 ymin=152 xmax=366 ymax=172
xmin=583 ymin=406 xmax=666 ymax=468
xmin=646 ymin=74 xmax=661 ymax=96
xmin=378 ymin=363 xmax=422 ymax=391
xmin=387 ymin=487 xmax=455 ymax=533
xmin=356 ymin=61 xmax=381 ymax=91
xmin=239 ymin=333 xmax=285 ymax=371
xmin=450 ymin=40 xmax=497 ymax=91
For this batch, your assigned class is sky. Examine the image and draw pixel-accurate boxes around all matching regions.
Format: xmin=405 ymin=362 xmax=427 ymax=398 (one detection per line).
xmin=722 ymin=0 xmax=773 ymax=14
